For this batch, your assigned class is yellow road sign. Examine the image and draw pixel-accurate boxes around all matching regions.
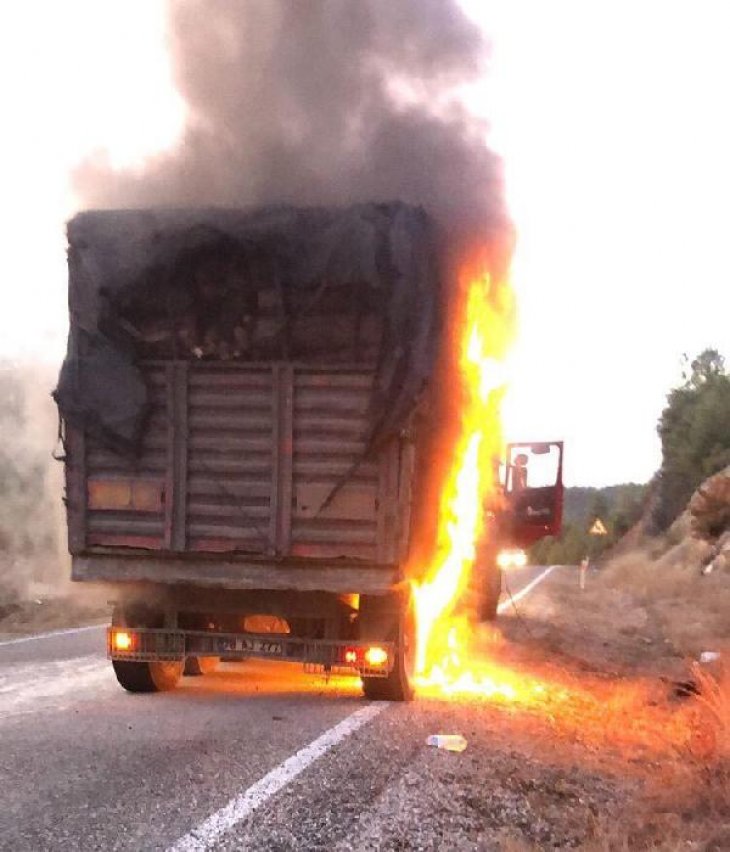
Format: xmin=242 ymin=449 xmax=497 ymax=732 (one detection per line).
xmin=589 ymin=517 xmax=608 ymax=535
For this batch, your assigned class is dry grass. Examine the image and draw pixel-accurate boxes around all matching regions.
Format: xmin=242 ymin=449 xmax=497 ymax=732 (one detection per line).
xmin=541 ymin=662 xmax=730 ymax=850
xmin=591 ymin=553 xmax=730 ymax=849
xmin=498 ymin=552 xmax=730 ymax=849
xmin=693 ymin=663 xmax=729 ymax=734
xmin=600 ymin=547 xmax=730 ymax=657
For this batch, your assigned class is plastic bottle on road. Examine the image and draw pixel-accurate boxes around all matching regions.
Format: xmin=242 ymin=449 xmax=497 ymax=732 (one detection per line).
xmin=426 ymin=734 xmax=467 ymax=752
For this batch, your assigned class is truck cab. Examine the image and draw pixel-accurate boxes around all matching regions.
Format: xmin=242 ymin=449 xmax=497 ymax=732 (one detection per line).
xmin=503 ymin=441 xmax=564 ymax=548
xmin=475 ymin=440 xmax=564 ymax=620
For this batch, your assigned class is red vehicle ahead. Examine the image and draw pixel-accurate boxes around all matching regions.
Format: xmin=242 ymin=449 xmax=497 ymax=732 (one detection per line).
xmin=476 ymin=440 xmax=564 ymax=619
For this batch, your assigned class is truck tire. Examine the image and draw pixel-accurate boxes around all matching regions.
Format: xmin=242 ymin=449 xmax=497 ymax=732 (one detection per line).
xmin=184 ymin=656 xmax=220 ymax=676
xmin=468 ymin=544 xmax=503 ymax=622
xmin=111 ymin=604 xmax=184 ymax=692
xmin=359 ymin=593 xmax=415 ymax=702
xmin=478 ymin=564 xmax=503 ymax=621
xmin=112 ymin=660 xmax=184 ymax=693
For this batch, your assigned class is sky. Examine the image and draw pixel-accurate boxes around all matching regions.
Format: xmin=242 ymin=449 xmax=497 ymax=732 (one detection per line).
xmin=0 ymin=1 xmax=728 ymax=486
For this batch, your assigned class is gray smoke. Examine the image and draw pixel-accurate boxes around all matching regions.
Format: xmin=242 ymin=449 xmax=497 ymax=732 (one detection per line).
xmin=0 ymin=362 xmax=68 ymax=603
xmin=74 ymin=0 xmax=509 ymax=243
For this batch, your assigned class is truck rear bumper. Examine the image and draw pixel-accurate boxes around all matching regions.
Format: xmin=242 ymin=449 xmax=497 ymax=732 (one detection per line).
xmin=74 ymin=554 xmax=397 ymax=595
xmin=107 ymin=626 xmax=395 ymax=678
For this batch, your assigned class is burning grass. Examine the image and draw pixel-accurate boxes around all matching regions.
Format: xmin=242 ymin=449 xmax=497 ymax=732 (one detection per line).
xmin=414 ymin=617 xmax=729 ymax=849
xmin=418 ymin=624 xmax=706 ymax=760
xmin=482 ymin=562 xmax=730 ymax=849
xmin=689 ymin=660 xmax=730 ymax=761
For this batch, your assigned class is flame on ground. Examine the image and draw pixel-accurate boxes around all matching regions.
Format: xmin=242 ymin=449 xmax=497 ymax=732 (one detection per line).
xmin=412 ymin=253 xmax=519 ymax=699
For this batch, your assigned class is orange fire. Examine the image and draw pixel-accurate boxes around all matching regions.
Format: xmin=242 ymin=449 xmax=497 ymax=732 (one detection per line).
xmin=412 ymin=253 xmax=518 ymax=697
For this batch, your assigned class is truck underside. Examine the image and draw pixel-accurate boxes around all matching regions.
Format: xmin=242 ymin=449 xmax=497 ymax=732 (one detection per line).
xmin=105 ymin=584 xmax=415 ymax=699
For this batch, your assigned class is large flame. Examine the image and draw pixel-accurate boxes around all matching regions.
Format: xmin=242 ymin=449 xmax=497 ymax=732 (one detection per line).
xmin=412 ymin=252 xmax=516 ymax=696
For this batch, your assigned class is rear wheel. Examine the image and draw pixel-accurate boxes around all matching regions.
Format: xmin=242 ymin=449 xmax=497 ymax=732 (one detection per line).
xmin=184 ymin=656 xmax=220 ymax=676
xmin=111 ymin=604 xmax=184 ymax=693
xmin=468 ymin=540 xmax=503 ymax=622
xmin=112 ymin=660 xmax=184 ymax=693
xmin=359 ymin=593 xmax=415 ymax=701
xmin=478 ymin=564 xmax=503 ymax=622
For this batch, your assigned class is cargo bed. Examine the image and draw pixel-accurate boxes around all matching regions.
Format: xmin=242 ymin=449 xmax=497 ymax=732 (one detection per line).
xmin=66 ymin=360 xmax=415 ymax=595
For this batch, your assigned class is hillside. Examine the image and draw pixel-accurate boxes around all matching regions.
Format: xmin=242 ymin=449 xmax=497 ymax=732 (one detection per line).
xmin=531 ymin=482 xmax=647 ymax=565
xmin=562 ymin=482 xmax=647 ymax=525
xmin=587 ymin=465 xmax=729 ymax=657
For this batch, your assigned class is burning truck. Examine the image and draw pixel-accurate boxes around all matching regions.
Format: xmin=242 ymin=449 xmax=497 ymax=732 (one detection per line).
xmin=54 ymin=202 xmax=562 ymax=700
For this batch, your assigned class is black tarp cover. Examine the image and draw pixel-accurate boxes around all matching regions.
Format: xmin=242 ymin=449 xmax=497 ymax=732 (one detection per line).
xmin=55 ymin=202 xmax=442 ymax=454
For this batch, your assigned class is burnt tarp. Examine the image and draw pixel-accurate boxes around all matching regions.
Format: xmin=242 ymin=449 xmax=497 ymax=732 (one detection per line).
xmin=55 ymin=202 xmax=442 ymax=453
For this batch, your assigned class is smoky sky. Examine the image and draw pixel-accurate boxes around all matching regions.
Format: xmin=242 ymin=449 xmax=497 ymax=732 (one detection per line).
xmin=75 ymin=0 xmax=509 ymax=243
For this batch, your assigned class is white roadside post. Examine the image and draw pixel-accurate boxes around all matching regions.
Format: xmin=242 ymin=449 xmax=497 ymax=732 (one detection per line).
xmin=583 ymin=517 xmax=608 ymax=589
xmin=579 ymin=556 xmax=589 ymax=590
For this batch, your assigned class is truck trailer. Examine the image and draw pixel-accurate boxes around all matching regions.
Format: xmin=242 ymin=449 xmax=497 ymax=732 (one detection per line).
xmin=54 ymin=202 xmax=563 ymax=701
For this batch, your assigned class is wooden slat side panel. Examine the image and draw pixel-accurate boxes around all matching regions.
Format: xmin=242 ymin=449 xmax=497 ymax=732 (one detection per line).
xmin=77 ymin=362 xmax=405 ymax=574
xmin=86 ymin=448 xmax=167 ymax=474
xmin=164 ymin=362 xmax=175 ymax=549
xmin=376 ymin=440 xmax=401 ymax=564
xmin=65 ymin=427 xmax=87 ymax=554
xmin=268 ymin=365 xmax=281 ymax=554
xmin=186 ymin=364 xmax=275 ymax=555
xmin=277 ymin=364 xmax=294 ymax=556
xmin=290 ymin=368 xmax=396 ymax=562
xmin=81 ymin=365 xmax=168 ymax=551
xmin=397 ymin=441 xmax=417 ymax=567
xmin=87 ymin=512 xmax=165 ymax=535
xmin=171 ymin=362 xmax=189 ymax=551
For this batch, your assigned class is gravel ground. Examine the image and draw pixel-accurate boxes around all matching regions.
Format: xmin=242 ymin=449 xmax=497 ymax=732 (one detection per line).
xmin=213 ymin=567 xmax=728 ymax=850
xmin=2 ymin=566 xmax=726 ymax=850
xmin=215 ymin=695 xmax=632 ymax=851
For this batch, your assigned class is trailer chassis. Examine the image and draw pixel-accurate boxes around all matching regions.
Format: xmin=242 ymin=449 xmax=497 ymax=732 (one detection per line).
xmin=108 ymin=626 xmax=395 ymax=678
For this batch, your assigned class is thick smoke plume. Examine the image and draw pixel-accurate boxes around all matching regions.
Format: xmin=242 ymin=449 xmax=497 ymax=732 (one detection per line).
xmin=68 ymin=1 xmax=513 ymax=589
xmin=75 ymin=0 xmax=509 ymax=244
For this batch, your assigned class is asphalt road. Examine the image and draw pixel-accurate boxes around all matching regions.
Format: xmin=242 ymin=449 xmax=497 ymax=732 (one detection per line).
xmin=0 ymin=564 xmax=553 ymax=852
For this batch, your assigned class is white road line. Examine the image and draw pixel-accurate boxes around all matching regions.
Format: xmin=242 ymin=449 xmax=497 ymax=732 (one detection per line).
xmin=0 ymin=623 xmax=105 ymax=648
xmin=497 ymin=564 xmax=556 ymax=614
xmin=168 ymin=702 xmax=386 ymax=851
xmin=169 ymin=566 xmax=556 ymax=851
